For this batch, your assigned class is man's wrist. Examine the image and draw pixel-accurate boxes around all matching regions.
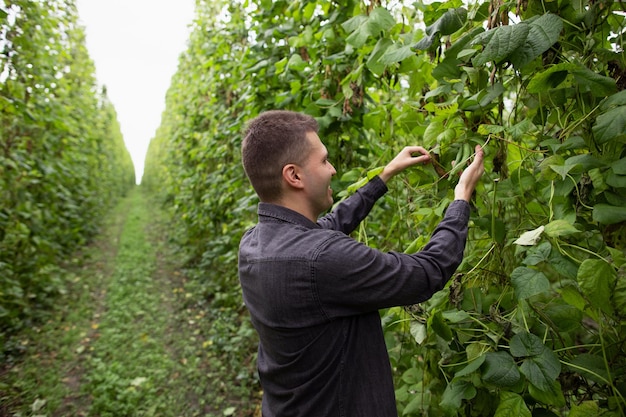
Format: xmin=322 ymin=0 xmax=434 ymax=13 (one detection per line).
xmin=454 ymin=185 xmax=473 ymax=201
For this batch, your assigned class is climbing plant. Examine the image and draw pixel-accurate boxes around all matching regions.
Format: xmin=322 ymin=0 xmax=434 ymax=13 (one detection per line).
xmin=0 ymin=0 xmax=135 ymax=349
xmin=144 ymin=0 xmax=625 ymax=414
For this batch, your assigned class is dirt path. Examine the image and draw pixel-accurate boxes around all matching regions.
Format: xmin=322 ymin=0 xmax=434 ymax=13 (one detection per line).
xmin=0 ymin=188 xmax=260 ymax=417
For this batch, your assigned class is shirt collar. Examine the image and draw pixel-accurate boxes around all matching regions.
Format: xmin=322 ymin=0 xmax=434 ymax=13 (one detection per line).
xmin=257 ymin=202 xmax=321 ymax=229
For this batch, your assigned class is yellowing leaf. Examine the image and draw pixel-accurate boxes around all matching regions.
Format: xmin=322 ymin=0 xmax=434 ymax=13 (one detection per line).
xmin=514 ymin=225 xmax=544 ymax=246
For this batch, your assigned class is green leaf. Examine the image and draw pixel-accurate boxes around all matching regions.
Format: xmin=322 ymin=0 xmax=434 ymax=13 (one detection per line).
xmin=455 ymin=354 xmax=486 ymax=377
xmin=600 ymin=90 xmax=626 ymax=111
xmin=423 ymin=119 xmax=445 ymax=147
xmin=368 ymin=7 xmax=396 ymax=34
xmin=472 ymin=24 xmax=531 ymax=66
xmin=611 ymin=157 xmax=626 ymax=175
xmin=482 ymin=352 xmax=521 ymax=387
xmin=577 ymin=259 xmax=615 ymax=313
xmin=519 ymin=350 xmax=561 ymax=391
xmin=510 ymin=332 xmax=546 ymax=357
xmin=523 ymin=241 xmax=551 ymax=265
xmin=344 ymin=8 xmax=396 ymax=48
xmin=367 ymin=38 xmax=394 ymax=75
xmin=379 ymin=45 xmax=415 ymax=65
xmin=544 ymin=304 xmax=583 ymax=332
xmin=343 ymin=15 xmax=371 ymax=48
xmin=606 ymin=171 xmax=626 ymax=188
xmin=437 ymin=8 xmax=468 ymax=35
xmin=569 ymin=401 xmax=600 ymax=417
xmin=593 ymin=204 xmax=626 ymax=225
xmin=527 ymin=63 xmax=576 ymax=93
xmin=593 ymin=106 xmax=626 ymax=144
xmin=528 ymin=379 xmax=565 ymax=407
xmin=511 ymin=267 xmax=550 ymax=300
xmin=607 ymin=246 xmax=626 ymax=267
xmin=440 ymin=380 xmax=476 ymax=410
xmin=413 ymin=8 xmax=467 ymax=50
xmin=494 ymin=392 xmax=531 ymax=417
xmin=401 ymin=367 xmax=422 ymax=385
xmin=559 ymin=284 xmax=586 ymax=311
xmin=544 ymin=219 xmax=579 ymax=237
xmin=569 ymin=353 xmax=610 ymax=384
xmin=342 ymin=14 xmax=367 ymax=33
xmin=509 ymin=14 xmax=563 ymax=69
xmin=287 ymin=54 xmax=306 ymax=71
xmin=430 ymin=310 xmax=453 ymax=341
xmin=403 ymin=388 xmax=431 ymax=415
xmin=572 ymin=66 xmax=617 ymax=97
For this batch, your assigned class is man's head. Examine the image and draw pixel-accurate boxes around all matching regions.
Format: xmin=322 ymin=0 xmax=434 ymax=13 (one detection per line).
xmin=242 ymin=110 xmax=320 ymax=202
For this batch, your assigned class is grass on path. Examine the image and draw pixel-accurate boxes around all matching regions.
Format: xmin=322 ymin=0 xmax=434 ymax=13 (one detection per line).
xmin=0 ymin=188 xmax=260 ymax=417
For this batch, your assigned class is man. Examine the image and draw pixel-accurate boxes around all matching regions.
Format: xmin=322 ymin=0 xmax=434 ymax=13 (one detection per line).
xmin=239 ymin=110 xmax=484 ymax=416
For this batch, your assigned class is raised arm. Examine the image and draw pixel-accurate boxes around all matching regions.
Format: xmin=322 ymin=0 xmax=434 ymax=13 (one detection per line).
xmin=317 ymin=146 xmax=432 ymax=233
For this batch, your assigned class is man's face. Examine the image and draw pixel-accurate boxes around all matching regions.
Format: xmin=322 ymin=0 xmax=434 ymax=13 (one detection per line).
xmin=300 ymin=132 xmax=337 ymax=216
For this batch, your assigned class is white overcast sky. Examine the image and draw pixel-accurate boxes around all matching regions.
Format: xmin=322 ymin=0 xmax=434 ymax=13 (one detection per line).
xmin=75 ymin=0 xmax=196 ymax=183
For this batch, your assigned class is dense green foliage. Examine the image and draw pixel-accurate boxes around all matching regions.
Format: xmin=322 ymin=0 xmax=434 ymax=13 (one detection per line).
xmin=0 ymin=0 xmax=135 ymax=348
xmin=146 ymin=0 xmax=626 ymax=414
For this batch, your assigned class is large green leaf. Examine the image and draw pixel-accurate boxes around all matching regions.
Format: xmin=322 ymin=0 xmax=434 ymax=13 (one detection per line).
xmin=593 ymin=106 xmax=626 ymax=144
xmin=440 ymin=380 xmax=476 ymax=410
xmin=600 ymin=90 xmax=626 ymax=111
xmin=510 ymin=333 xmax=561 ymax=390
xmin=367 ymin=38 xmax=394 ymax=75
xmin=528 ymin=379 xmax=565 ymax=407
xmin=519 ymin=350 xmax=561 ymax=391
xmin=510 ymin=332 xmax=546 ymax=357
xmin=482 ymin=352 xmax=521 ymax=387
xmin=494 ymin=392 xmax=531 ymax=417
xmin=544 ymin=304 xmax=583 ymax=332
xmin=593 ymin=204 xmax=626 ymax=225
xmin=523 ymin=241 xmax=551 ymax=265
xmin=455 ymin=354 xmax=486 ymax=377
xmin=544 ymin=219 xmax=579 ymax=237
xmin=379 ymin=44 xmax=416 ymax=65
xmin=572 ymin=65 xmax=617 ymax=97
xmin=429 ymin=310 xmax=453 ymax=341
xmin=611 ymin=157 xmax=626 ymax=175
xmin=461 ymin=83 xmax=505 ymax=111
xmin=569 ymin=402 xmax=600 ymax=417
xmin=509 ymin=14 xmax=563 ymax=69
xmin=577 ymin=259 xmax=616 ymax=313
xmin=413 ymin=8 xmax=467 ymax=50
xmin=472 ymin=24 xmax=530 ymax=66
xmin=527 ymin=63 xmax=576 ymax=92
xmin=343 ymin=8 xmax=396 ymax=48
xmin=568 ymin=353 xmax=610 ymax=384
xmin=511 ymin=267 xmax=550 ymax=300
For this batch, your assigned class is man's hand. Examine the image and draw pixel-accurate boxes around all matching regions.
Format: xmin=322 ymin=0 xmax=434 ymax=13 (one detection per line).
xmin=379 ymin=146 xmax=431 ymax=184
xmin=454 ymin=144 xmax=485 ymax=202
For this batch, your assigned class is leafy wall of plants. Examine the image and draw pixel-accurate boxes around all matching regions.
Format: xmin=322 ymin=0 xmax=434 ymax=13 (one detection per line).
xmin=0 ymin=0 xmax=135 ymax=349
xmin=144 ymin=0 xmax=625 ymax=414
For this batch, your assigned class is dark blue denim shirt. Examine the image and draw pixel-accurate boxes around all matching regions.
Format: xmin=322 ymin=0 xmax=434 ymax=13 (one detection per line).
xmin=238 ymin=176 xmax=470 ymax=417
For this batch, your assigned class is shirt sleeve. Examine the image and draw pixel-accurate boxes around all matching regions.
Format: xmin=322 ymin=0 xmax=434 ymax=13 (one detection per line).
xmin=316 ymin=176 xmax=388 ymax=234
xmin=312 ymin=199 xmax=470 ymax=317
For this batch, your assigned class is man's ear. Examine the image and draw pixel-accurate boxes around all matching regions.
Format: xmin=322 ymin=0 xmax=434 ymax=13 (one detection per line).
xmin=282 ymin=164 xmax=304 ymax=189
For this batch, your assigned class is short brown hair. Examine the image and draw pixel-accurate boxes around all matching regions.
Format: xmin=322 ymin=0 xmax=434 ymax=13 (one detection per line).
xmin=242 ymin=110 xmax=319 ymax=202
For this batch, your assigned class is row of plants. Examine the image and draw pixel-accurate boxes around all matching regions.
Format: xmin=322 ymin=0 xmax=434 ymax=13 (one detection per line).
xmin=0 ymin=0 xmax=135 ymax=354
xmin=144 ymin=0 xmax=625 ymax=414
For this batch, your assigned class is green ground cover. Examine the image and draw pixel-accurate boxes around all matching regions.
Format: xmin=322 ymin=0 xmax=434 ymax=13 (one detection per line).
xmin=0 ymin=188 xmax=260 ymax=417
